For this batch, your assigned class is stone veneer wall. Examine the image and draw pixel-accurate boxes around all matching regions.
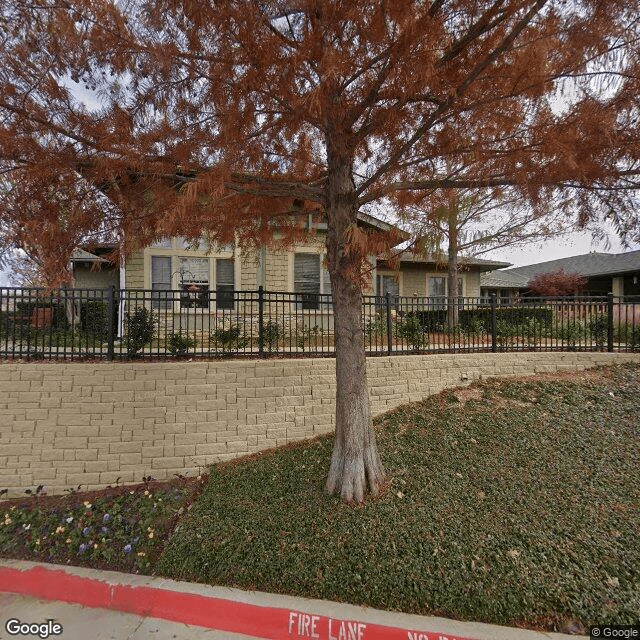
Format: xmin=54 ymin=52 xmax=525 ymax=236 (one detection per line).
xmin=2 ymin=352 xmax=639 ymax=497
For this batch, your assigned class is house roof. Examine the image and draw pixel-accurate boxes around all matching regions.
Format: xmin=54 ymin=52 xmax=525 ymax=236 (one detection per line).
xmin=480 ymin=250 xmax=640 ymax=289
xmin=381 ymin=251 xmax=511 ymax=271
xmin=71 ymin=249 xmax=110 ymax=263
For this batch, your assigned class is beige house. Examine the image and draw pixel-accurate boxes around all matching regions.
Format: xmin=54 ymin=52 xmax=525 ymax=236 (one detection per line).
xmin=71 ymin=214 xmax=509 ymax=323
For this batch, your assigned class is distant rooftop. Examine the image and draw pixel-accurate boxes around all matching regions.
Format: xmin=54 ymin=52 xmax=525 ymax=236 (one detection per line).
xmin=381 ymin=251 xmax=511 ymax=271
xmin=480 ymin=250 xmax=640 ymax=288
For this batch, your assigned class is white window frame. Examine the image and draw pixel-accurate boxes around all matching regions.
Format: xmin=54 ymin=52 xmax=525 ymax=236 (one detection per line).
xmin=290 ymin=249 xmax=332 ymax=311
xmin=144 ymin=237 xmax=237 ymax=312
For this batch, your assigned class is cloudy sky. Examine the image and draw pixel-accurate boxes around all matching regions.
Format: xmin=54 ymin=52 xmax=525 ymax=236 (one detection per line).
xmin=484 ymin=227 xmax=639 ymax=269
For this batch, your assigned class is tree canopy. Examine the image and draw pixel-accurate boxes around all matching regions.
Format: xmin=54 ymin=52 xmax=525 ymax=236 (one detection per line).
xmin=2 ymin=1 xmax=639 ymax=273
xmin=528 ymin=268 xmax=589 ymax=297
xmin=1 ymin=0 xmax=639 ymax=499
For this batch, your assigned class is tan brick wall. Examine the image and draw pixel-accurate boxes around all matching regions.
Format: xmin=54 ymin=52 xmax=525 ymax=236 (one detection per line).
xmin=2 ymin=352 xmax=639 ymax=497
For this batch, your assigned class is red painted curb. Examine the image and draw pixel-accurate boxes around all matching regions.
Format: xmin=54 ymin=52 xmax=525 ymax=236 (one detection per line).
xmin=0 ymin=565 xmax=479 ymax=640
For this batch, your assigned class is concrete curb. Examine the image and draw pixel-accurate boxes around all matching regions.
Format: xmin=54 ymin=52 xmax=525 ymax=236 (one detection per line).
xmin=0 ymin=560 xmax=586 ymax=640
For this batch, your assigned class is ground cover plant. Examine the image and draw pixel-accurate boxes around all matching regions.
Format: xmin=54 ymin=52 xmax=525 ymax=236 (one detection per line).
xmin=0 ymin=478 xmax=205 ymax=573
xmin=157 ymin=364 xmax=640 ymax=633
xmin=1 ymin=364 xmax=638 ymax=633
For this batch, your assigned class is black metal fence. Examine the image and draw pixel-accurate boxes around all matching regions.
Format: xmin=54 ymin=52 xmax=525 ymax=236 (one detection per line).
xmin=1 ymin=286 xmax=639 ymax=360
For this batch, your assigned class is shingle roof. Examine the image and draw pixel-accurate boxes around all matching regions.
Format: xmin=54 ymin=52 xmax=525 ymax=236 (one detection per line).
xmin=480 ymin=250 xmax=640 ymax=288
xmin=387 ymin=251 xmax=511 ymax=271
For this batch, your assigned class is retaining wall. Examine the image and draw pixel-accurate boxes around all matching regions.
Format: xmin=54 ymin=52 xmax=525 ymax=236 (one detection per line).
xmin=2 ymin=352 xmax=639 ymax=496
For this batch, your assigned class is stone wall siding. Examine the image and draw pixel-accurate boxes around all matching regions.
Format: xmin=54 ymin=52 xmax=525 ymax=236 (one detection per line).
xmin=3 ymin=352 xmax=638 ymax=497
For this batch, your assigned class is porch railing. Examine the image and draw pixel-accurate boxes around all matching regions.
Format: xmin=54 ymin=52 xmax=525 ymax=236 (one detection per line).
xmin=1 ymin=286 xmax=638 ymax=360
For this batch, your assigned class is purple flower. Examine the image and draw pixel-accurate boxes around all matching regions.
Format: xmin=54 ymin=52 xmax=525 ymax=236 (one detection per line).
xmin=102 ymin=514 xmax=112 ymax=523
xmin=101 ymin=526 xmax=109 ymax=534
xmin=78 ymin=543 xmax=88 ymax=554
xmin=82 ymin=526 xmax=91 ymax=536
xmin=123 ymin=544 xmax=133 ymax=554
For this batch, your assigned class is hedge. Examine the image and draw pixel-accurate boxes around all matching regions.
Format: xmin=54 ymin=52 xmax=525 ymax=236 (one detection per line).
xmin=409 ymin=306 xmax=554 ymax=331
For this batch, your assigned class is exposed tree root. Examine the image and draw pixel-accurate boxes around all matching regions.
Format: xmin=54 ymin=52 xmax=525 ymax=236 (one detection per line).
xmin=326 ymin=439 xmax=385 ymax=503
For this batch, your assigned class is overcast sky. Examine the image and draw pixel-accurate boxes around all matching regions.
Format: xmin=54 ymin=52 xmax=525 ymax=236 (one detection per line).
xmin=484 ymin=228 xmax=640 ymax=269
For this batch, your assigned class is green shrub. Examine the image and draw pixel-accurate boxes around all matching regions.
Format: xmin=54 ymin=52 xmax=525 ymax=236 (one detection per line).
xmin=79 ymin=300 xmax=109 ymax=339
xmin=615 ymin=323 xmax=640 ymax=351
xmin=412 ymin=309 xmax=447 ymax=332
xmin=212 ymin=324 xmax=249 ymax=352
xmin=0 ymin=311 xmax=10 ymax=337
xmin=295 ymin=324 xmax=320 ymax=350
xmin=588 ymin=314 xmax=608 ymax=350
xmin=365 ymin=309 xmax=389 ymax=337
xmin=554 ymin=320 xmax=585 ymax=350
xmin=495 ymin=319 xmax=517 ymax=347
xmin=397 ymin=314 xmax=429 ymax=350
xmin=462 ymin=317 xmax=486 ymax=336
xmin=520 ymin=317 xmax=546 ymax=345
xmin=126 ymin=307 xmax=155 ymax=357
xmin=263 ymin=319 xmax=282 ymax=352
xmin=413 ymin=306 xmax=553 ymax=334
xmin=168 ymin=332 xmax=196 ymax=356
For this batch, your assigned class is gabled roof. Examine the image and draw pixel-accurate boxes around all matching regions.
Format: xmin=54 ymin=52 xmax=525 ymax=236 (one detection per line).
xmin=71 ymin=249 xmax=110 ymax=263
xmin=382 ymin=251 xmax=510 ymax=271
xmin=480 ymin=250 xmax=640 ymax=288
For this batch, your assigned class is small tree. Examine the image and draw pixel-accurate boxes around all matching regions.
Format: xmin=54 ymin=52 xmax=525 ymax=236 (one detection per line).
xmin=527 ymin=269 xmax=588 ymax=297
xmin=407 ymin=189 xmax=566 ymax=326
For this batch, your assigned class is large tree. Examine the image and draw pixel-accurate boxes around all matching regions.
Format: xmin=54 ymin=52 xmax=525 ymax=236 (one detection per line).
xmin=1 ymin=0 xmax=639 ymax=501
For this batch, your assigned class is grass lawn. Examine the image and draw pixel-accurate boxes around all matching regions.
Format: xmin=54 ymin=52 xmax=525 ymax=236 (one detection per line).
xmin=156 ymin=364 xmax=640 ymax=632
xmin=2 ymin=364 xmax=639 ymax=632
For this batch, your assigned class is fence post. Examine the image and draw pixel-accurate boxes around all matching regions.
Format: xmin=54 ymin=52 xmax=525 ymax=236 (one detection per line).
xmin=490 ymin=292 xmax=497 ymax=353
xmin=607 ymin=292 xmax=614 ymax=353
xmin=385 ymin=291 xmax=393 ymax=355
xmin=106 ymin=285 xmax=116 ymax=361
xmin=258 ymin=286 xmax=265 ymax=358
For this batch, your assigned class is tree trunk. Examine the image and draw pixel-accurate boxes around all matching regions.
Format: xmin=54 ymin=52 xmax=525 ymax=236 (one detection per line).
xmin=324 ymin=137 xmax=385 ymax=502
xmin=446 ymin=207 xmax=459 ymax=328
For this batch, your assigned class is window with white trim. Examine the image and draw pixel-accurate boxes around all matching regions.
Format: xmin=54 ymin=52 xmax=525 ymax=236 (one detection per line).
xmin=179 ymin=257 xmax=210 ymax=309
xmin=376 ymin=274 xmax=400 ymax=308
xmin=216 ymin=258 xmax=235 ymax=310
xmin=429 ymin=276 xmax=446 ymax=309
xmin=151 ymin=256 xmax=172 ymax=309
xmin=294 ymin=253 xmax=331 ymax=310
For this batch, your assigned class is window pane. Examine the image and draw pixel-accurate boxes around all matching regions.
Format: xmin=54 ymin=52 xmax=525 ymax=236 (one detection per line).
xmin=377 ymin=274 xmax=399 ymax=308
xmin=151 ymin=256 xmax=172 ymax=309
xmin=180 ymin=257 xmax=209 ymax=282
xmin=429 ymin=277 xmax=446 ymax=310
xmin=429 ymin=277 xmax=446 ymax=297
xmin=216 ymin=259 xmax=235 ymax=309
xmin=294 ymin=253 xmax=320 ymax=309
xmin=216 ymin=259 xmax=235 ymax=286
xmin=179 ymin=257 xmax=209 ymax=308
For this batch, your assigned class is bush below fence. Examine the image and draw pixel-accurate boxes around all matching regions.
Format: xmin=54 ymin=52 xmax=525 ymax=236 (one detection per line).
xmin=1 ymin=287 xmax=639 ymax=360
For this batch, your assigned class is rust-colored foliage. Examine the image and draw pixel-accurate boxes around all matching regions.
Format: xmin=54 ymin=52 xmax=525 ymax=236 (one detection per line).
xmin=527 ymin=269 xmax=589 ymax=297
xmin=1 ymin=1 xmax=639 ymax=499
